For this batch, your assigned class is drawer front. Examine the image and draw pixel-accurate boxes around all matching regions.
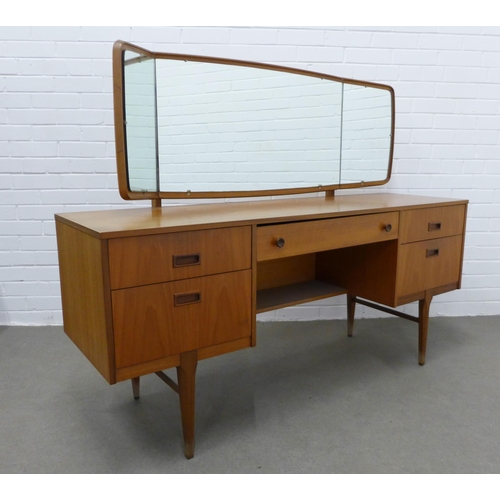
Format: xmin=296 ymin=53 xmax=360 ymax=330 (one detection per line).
xmin=399 ymin=204 xmax=465 ymax=244
xmin=256 ymin=212 xmax=399 ymax=261
xmin=112 ymin=270 xmax=251 ymax=369
xmin=397 ymin=235 xmax=463 ymax=298
xmin=108 ymin=226 xmax=251 ymax=289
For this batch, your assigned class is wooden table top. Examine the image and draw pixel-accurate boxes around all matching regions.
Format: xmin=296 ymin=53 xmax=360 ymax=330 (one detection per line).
xmin=55 ymin=193 xmax=468 ymax=239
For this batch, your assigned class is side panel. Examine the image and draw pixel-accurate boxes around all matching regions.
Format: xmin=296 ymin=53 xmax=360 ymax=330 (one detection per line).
xmin=56 ymin=221 xmax=115 ymax=383
xmin=316 ymin=239 xmax=399 ymax=308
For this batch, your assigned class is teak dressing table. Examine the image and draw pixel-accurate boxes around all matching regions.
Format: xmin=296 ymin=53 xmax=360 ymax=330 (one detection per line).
xmin=55 ymin=42 xmax=468 ymax=458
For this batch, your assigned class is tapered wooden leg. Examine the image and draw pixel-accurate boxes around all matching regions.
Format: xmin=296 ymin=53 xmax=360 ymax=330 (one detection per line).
xmin=418 ymin=291 xmax=433 ymax=366
xmin=176 ymin=350 xmax=198 ymax=459
xmin=131 ymin=377 xmax=140 ymax=400
xmin=347 ymin=294 xmax=356 ymax=337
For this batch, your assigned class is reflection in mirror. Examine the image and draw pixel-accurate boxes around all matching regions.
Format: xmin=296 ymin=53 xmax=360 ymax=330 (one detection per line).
xmin=340 ymin=84 xmax=392 ymax=185
xmin=124 ymin=50 xmax=157 ymax=192
xmin=155 ymin=59 xmax=342 ymax=192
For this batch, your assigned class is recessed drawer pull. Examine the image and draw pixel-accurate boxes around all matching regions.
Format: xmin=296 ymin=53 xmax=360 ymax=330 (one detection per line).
xmin=174 ymin=291 xmax=201 ymax=306
xmin=426 ymin=248 xmax=440 ymax=258
xmin=173 ymin=253 xmax=201 ymax=268
xmin=428 ymin=222 xmax=442 ymax=232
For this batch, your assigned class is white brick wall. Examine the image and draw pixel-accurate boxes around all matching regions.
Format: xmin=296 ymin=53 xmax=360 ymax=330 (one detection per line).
xmin=1 ymin=26 xmax=499 ymax=324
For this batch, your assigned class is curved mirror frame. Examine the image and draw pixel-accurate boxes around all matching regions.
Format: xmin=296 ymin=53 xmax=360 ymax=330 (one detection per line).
xmin=113 ymin=40 xmax=395 ymax=201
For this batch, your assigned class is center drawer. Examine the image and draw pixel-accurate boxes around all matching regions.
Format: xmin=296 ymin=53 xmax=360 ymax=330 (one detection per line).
xmin=108 ymin=226 xmax=251 ymax=289
xmin=256 ymin=212 xmax=399 ymax=261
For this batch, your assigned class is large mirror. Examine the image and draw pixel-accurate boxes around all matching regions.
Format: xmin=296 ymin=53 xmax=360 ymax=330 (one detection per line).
xmin=113 ymin=41 xmax=394 ymax=201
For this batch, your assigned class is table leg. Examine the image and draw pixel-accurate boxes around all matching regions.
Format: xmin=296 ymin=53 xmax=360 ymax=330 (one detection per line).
xmin=176 ymin=350 xmax=198 ymax=459
xmin=418 ymin=291 xmax=433 ymax=366
xmin=131 ymin=377 xmax=140 ymax=400
xmin=347 ymin=294 xmax=356 ymax=337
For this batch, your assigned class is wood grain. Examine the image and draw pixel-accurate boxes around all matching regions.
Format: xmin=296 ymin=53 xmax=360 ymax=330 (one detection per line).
xmin=56 ymin=221 xmax=115 ymax=383
xmin=112 ymin=270 xmax=251 ymax=368
xmin=317 ymin=240 xmax=399 ymax=308
xmin=54 ymin=193 xmax=468 ymax=239
xmin=396 ymin=235 xmax=463 ymax=298
xmin=257 ymin=254 xmax=316 ymax=291
xmin=115 ymin=337 xmax=252 ymax=382
xmin=257 ymin=212 xmax=399 ymax=261
xmin=399 ymin=205 xmax=465 ymax=244
xmin=109 ymin=226 xmax=251 ymax=289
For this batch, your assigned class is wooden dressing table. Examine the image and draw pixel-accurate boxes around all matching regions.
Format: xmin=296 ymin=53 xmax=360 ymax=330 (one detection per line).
xmin=55 ymin=42 xmax=468 ymax=458
xmin=56 ymin=192 xmax=467 ymax=458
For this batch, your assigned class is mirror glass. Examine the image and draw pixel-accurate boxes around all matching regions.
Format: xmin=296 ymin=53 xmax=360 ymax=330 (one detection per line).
xmin=118 ymin=45 xmax=394 ymax=198
xmin=340 ymin=84 xmax=392 ymax=185
xmin=123 ymin=51 xmax=157 ymax=192
xmin=156 ymin=59 xmax=342 ymax=192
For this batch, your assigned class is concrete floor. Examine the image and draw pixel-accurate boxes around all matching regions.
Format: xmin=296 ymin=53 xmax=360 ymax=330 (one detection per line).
xmin=1 ymin=316 xmax=499 ymax=473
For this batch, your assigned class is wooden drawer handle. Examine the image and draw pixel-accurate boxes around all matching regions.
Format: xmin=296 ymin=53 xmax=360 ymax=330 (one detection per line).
xmin=426 ymin=248 xmax=440 ymax=258
xmin=428 ymin=222 xmax=442 ymax=232
xmin=276 ymin=237 xmax=285 ymax=248
xmin=173 ymin=253 xmax=200 ymax=268
xmin=174 ymin=291 xmax=201 ymax=306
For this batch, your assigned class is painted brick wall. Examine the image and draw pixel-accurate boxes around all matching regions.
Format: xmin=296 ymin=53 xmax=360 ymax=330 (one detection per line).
xmin=1 ymin=26 xmax=499 ymax=324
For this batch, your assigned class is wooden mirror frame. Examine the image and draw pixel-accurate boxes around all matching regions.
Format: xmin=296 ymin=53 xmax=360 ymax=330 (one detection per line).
xmin=113 ymin=40 xmax=395 ymax=202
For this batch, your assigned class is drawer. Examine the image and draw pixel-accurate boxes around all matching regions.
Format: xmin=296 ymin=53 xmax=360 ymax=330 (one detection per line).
xmin=399 ymin=205 xmax=465 ymax=244
xmin=397 ymin=235 xmax=463 ymax=298
xmin=256 ymin=212 xmax=399 ymax=261
xmin=112 ymin=270 xmax=251 ymax=368
xmin=108 ymin=226 xmax=251 ymax=289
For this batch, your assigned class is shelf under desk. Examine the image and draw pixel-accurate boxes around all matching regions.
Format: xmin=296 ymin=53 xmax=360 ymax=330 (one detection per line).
xmin=256 ymin=280 xmax=346 ymax=313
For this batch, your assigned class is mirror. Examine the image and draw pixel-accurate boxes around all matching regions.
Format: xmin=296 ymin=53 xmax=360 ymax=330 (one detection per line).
xmin=340 ymin=84 xmax=393 ymax=185
xmin=156 ymin=58 xmax=343 ymax=193
xmin=123 ymin=51 xmax=157 ymax=193
xmin=113 ymin=41 xmax=394 ymax=201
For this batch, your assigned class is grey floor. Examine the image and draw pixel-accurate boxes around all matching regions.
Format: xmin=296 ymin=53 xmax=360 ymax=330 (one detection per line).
xmin=1 ymin=316 xmax=499 ymax=474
